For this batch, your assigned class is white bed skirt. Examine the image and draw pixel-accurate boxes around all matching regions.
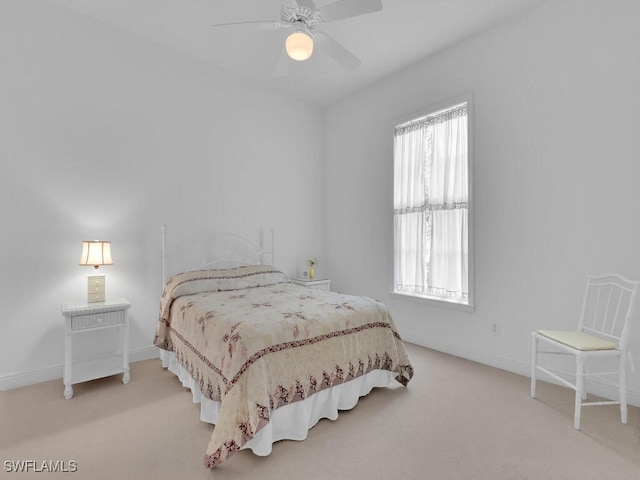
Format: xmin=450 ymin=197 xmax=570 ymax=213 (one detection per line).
xmin=159 ymin=349 xmax=395 ymax=456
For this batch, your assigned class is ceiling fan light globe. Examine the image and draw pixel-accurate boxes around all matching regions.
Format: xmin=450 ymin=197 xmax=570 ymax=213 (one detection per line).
xmin=285 ymin=31 xmax=313 ymax=61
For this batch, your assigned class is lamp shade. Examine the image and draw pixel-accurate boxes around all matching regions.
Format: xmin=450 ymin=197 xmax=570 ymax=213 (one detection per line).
xmin=285 ymin=31 xmax=313 ymax=61
xmin=79 ymin=241 xmax=113 ymax=269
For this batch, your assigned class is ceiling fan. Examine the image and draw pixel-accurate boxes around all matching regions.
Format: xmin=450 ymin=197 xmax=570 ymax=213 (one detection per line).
xmin=211 ymin=0 xmax=383 ymax=74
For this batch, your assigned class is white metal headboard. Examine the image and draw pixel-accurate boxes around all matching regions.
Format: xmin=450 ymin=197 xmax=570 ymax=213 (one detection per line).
xmin=161 ymin=224 xmax=276 ymax=285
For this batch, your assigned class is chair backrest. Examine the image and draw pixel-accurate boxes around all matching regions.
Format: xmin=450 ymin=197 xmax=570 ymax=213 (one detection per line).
xmin=577 ymin=274 xmax=640 ymax=350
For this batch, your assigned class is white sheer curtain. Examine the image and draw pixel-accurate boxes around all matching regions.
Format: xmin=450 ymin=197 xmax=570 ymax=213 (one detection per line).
xmin=393 ymin=122 xmax=429 ymax=294
xmin=394 ymin=103 xmax=468 ymax=300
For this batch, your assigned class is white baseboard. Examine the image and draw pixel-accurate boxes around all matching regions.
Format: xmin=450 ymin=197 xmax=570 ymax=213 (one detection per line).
xmin=400 ymin=328 xmax=640 ymax=408
xmin=0 ymin=345 xmax=160 ymax=392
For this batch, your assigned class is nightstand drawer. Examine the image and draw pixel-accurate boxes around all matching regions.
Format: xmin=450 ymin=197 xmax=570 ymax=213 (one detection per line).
xmin=88 ymin=284 xmax=105 ymax=294
xmin=87 ymin=293 xmax=105 ymax=302
xmin=308 ymin=282 xmax=330 ymax=292
xmin=291 ymin=278 xmax=331 ymax=292
xmin=71 ymin=310 xmax=125 ymax=330
xmin=88 ymin=276 xmax=105 ymax=287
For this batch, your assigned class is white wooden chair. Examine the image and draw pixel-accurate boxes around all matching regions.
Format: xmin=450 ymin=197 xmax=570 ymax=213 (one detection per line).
xmin=531 ymin=274 xmax=639 ymax=430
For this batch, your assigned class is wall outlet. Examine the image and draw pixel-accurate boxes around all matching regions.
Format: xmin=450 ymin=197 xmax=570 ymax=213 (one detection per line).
xmin=490 ymin=322 xmax=500 ymax=335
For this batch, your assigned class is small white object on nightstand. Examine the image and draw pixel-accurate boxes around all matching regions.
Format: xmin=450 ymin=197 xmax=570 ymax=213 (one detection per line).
xmin=61 ymin=297 xmax=131 ymax=399
xmin=87 ymin=275 xmax=106 ymax=303
xmin=291 ymin=277 xmax=331 ymax=292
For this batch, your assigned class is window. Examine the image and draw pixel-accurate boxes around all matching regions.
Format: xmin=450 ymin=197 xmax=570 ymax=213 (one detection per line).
xmin=393 ymin=100 xmax=471 ymax=305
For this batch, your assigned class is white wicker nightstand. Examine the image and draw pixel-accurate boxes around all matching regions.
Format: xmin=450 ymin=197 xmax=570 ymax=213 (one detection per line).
xmin=291 ymin=277 xmax=331 ymax=292
xmin=61 ymin=297 xmax=131 ymax=399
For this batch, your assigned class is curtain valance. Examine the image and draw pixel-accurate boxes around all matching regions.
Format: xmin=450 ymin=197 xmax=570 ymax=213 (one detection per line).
xmin=395 ymin=103 xmax=467 ymax=136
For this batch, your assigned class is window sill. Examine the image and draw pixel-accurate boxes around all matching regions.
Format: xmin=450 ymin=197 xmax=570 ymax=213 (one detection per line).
xmin=389 ymin=291 xmax=475 ymax=313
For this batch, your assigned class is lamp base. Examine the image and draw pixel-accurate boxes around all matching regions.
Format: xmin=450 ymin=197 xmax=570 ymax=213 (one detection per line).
xmin=88 ymin=274 xmax=106 ymax=303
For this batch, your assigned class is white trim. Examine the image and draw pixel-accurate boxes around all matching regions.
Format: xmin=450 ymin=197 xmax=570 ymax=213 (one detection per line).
xmin=400 ymin=328 xmax=640 ymax=407
xmin=389 ymin=291 xmax=475 ymax=312
xmin=0 ymin=345 xmax=159 ymax=392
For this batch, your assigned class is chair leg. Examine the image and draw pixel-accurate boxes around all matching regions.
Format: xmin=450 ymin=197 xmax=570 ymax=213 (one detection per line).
xmin=574 ymin=356 xmax=585 ymax=430
xmin=619 ymin=353 xmax=628 ymax=424
xmin=531 ymin=334 xmax=538 ymax=398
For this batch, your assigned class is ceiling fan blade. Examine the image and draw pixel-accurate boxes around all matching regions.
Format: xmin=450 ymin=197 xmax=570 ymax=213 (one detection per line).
xmin=318 ymin=0 xmax=383 ymax=23
xmin=272 ymin=47 xmax=291 ymax=77
xmin=211 ymin=20 xmax=286 ymax=30
xmin=314 ymin=32 xmax=361 ymax=70
xmin=296 ymin=0 xmax=318 ymax=10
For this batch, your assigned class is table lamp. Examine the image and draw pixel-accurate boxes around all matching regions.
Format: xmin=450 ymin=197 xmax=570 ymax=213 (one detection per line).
xmin=79 ymin=240 xmax=113 ymax=303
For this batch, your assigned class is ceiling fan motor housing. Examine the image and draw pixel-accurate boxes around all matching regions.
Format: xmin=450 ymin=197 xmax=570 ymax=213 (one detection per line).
xmin=281 ymin=5 xmax=321 ymax=29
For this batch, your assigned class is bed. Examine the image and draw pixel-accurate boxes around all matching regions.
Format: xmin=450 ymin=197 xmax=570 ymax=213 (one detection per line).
xmin=153 ymin=226 xmax=413 ymax=468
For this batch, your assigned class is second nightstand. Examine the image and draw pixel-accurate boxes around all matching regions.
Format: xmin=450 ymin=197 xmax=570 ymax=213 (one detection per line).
xmin=291 ymin=277 xmax=331 ymax=292
xmin=61 ymin=297 xmax=131 ymax=399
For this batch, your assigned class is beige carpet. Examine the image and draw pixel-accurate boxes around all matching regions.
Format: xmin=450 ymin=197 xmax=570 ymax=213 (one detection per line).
xmin=1 ymin=343 xmax=639 ymax=479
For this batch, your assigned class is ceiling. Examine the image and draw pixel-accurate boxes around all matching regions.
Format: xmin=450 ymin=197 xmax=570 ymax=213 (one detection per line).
xmin=47 ymin=0 xmax=544 ymax=106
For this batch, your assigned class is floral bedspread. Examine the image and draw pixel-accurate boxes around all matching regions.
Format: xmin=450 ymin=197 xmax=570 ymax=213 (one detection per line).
xmin=153 ymin=267 xmax=413 ymax=468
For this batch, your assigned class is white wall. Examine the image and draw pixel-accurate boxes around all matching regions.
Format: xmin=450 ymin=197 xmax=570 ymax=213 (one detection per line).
xmin=324 ymin=0 xmax=640 ymax=403
xmin=0 ymin=0 xmax=325 ymax=387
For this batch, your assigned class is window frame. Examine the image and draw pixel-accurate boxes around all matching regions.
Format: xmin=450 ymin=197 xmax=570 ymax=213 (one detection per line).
xmin=390 ymin=93 xmax=475 ymax=311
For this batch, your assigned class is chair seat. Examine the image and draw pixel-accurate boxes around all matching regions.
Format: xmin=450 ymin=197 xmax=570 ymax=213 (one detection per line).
xmin=537 ymin=330 xmax=618 ymax=351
